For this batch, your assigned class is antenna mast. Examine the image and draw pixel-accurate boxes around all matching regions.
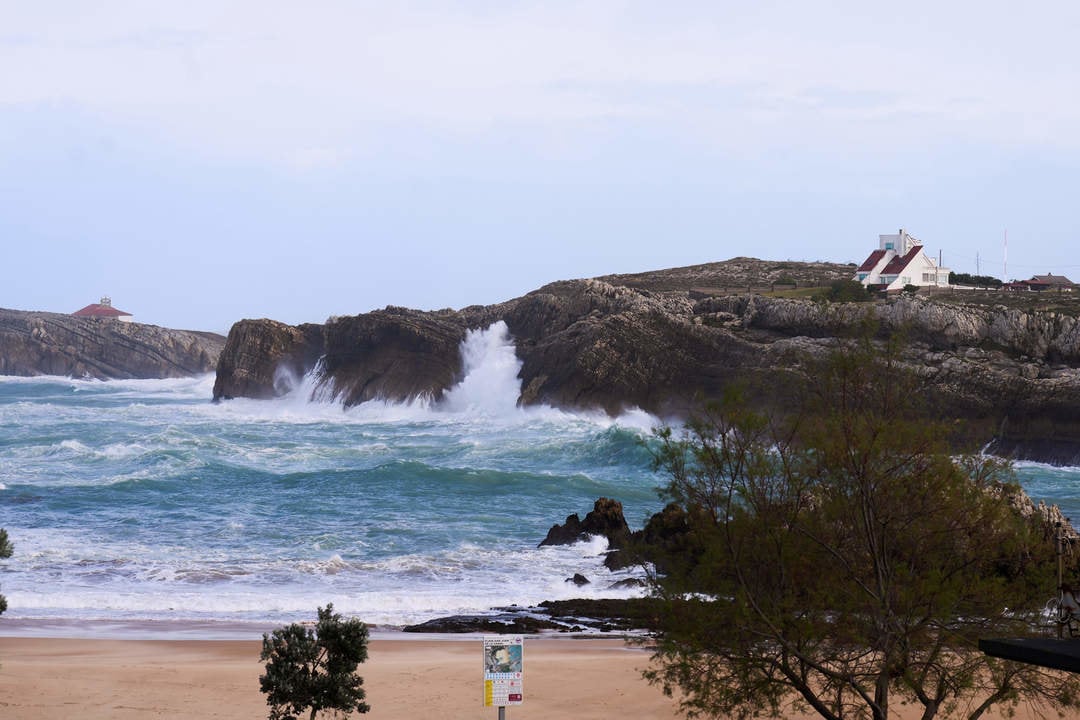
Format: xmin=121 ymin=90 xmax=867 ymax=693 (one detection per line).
xmin=1003 ymin=229 xmax=1008 ymax=281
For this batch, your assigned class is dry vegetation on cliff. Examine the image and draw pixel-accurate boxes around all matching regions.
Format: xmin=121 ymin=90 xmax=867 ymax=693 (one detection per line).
xmin=594 ymin=257 xmax=854 ymax=295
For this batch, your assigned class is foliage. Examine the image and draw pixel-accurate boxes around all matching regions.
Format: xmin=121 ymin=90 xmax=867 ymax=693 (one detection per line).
xmin=643 ymin=336 xmax=1079 ymax=720
xmin=0 ymin=528 xmax=11 ymax=615
xmin=260 ymin=604 xmax=370 ymax=720
xmin=902 ymin=283 xmax=919 ymax=295
xmin=950 ymin=272 xmax=1003 ymax=288
xmin=821 ymin=279 xmax=871 ymax=302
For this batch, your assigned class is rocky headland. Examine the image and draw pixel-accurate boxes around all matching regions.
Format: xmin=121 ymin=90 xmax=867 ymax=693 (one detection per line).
xmin=0 ymin=308 xmax=225 ymax=379
xmin=211 ymin=258 xmax=1080 ymax=465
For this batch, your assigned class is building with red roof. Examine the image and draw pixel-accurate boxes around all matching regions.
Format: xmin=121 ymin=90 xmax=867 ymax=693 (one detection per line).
xmin=1006 ymin=273 xmax=1076 ymax=292
xmin=72 ymin=296 xmax=134 ymax=322
xmin=853 ymin=229 xmax=950 ymax=292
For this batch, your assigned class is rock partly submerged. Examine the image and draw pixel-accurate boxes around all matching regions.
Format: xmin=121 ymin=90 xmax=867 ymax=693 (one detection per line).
xmin=210 ymin=259 xmax=1080 ymax=465
xmin=407 ymin=489 xmax=1074 ymax=635
xmin=0 ymin=308 xmax=225 ymax=379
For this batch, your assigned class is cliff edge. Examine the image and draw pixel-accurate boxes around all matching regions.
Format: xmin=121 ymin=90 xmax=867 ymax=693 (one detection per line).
xmin=0 ymin=308 xmax=226 ymax=379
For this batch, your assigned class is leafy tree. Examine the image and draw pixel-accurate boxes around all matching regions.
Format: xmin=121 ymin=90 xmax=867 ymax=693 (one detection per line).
xmin=643 ymin=337 xmax=1080 ymax=720
xmin=0 ymin=528 xmax=11 ymax=615
xmin=260 ymin=604 xmax=370 ymax=720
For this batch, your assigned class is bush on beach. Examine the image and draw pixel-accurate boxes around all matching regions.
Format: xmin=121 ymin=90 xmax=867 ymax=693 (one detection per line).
xmin=260 ymin=604 xmax=370 ymax=720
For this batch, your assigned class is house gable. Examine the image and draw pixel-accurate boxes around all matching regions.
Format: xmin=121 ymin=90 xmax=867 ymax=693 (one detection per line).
xmin=852 ymin=228 xmax=949 ymax=290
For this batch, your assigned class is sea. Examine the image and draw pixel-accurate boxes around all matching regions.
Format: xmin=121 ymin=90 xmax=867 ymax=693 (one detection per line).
xmin=2 ymin=322 xmax=1079 ymax=637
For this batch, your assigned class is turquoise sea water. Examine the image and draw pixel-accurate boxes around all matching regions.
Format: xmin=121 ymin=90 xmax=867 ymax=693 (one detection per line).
xmin=1 ymin=322 xmax=1078 ymax=632
xmin=0 ymin=324 xmax=664 ymax=630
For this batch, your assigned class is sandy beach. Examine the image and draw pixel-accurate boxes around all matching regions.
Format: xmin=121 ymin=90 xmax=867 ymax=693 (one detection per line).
xmin=0 ymin=631 xmax=1062 ymax=720
xmin=0 ymin=634 xmax=682 ymax=720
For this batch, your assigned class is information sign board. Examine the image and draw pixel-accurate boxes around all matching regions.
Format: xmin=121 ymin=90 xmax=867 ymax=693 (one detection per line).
xmin=482 ymin=635 xmax=524 ymax=707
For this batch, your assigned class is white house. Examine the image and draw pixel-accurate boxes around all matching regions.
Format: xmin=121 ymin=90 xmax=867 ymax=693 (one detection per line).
xmin=853 ymin=229 xmax=950 ymax=291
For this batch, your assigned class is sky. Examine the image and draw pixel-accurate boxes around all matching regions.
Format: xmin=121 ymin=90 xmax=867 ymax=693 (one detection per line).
xmin=2 ymin=1 xmax=1078 ymax=333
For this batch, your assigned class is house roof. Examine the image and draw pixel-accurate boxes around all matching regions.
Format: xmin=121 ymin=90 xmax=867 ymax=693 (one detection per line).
xmin=1029 ymin=273 xmax=1074 ymax=286
xmin=880 ymin=246 xmax=923 ymax=276
xmin=857 ymin=249 xmax=887 ymax=272
xmin=72 ymin=303 xmax=132 ymax=318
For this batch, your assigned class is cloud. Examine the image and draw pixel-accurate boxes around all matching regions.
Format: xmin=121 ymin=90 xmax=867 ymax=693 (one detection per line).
xmin=1 ymin=0 xmax=1078 ymax=174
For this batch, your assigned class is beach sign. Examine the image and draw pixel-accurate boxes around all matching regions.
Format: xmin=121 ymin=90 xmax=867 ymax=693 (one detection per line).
xmin=483 ymin=635 xmax=524 ymax=707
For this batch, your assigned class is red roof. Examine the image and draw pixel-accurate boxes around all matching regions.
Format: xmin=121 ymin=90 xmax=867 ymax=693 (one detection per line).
xmin=72 ymin=303 xmax=132 ymax=318
xmin=1030 ymin=274 xmax=1074 ymax=286
xmin=879 ymin=246 xmax=922 ymax=276
xmin=857 ymin=249 xmax=887 ymax=272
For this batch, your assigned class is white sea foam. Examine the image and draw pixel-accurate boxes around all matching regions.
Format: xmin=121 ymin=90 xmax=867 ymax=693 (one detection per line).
xmin=1014 ymin=459 xmax=1080 ymax=473
xmin=213 ymin=321 xmax=664 ymax=434
xmin=3 ymin=535 xmax=648 ymax=627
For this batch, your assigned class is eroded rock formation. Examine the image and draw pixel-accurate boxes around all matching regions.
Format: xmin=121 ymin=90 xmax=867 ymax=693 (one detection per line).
xmin=210 ymin=260 xmax=1080 ymax=464
xmin=211 ymin=319 xmax=323 ymax=400
xmin=0 ymin=308 xmax=225 ymax=379
xmin=539 ymin=497 xmax=633 ymax=549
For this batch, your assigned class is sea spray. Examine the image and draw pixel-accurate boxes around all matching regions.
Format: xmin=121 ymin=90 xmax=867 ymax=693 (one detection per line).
xmin=441 ymin=321 xmax=522 ymax=416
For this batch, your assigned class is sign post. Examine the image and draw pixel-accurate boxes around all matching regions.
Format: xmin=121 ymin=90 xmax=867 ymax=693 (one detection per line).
xmin=483 ymin=635 xmax=524 ymax=718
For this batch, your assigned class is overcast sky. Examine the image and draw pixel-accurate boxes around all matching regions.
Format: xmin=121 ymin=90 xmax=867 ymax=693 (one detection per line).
xmin=3 ymin=2 xmax=1078 ymax=332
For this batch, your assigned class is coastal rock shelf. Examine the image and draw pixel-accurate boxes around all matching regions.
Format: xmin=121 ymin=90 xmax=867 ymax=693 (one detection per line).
xmin=210 ymin=258 xmax=1080 ymax=465
xmin=0 ymin=308 xmax=225 ymax=379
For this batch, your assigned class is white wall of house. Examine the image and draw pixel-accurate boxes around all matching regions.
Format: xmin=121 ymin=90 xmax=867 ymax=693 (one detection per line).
xmin=854 ymin=228 xmax=950 ymax=290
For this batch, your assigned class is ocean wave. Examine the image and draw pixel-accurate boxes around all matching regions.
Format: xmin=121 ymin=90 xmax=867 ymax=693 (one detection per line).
xmin=0 ymin=330 xmax=666 ymax=631
xmin=1 ymin=533 xmax=649 ymax=627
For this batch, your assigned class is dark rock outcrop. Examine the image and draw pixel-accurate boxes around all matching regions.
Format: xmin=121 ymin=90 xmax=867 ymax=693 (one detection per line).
xmin=539 ymin=497 xmax=632 ymax=549
xmin=401 ymin=599 xmax=664 ymax=633
xmin=0 ymin=308 xmax=225 ymax=379
xmin=212 ymin=319 xmax=324 ymax=400
xmin=314 ymin=307 xmax=468 ymax=406
xmin=402 ymin=613 xmax=565 ymax=634
xmin=504 ymin=280 xmax=754 ymax=415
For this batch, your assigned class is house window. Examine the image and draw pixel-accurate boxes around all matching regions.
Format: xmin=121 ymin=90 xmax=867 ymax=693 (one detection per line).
xmin=885 ymin=242 xmax=894 ymax=250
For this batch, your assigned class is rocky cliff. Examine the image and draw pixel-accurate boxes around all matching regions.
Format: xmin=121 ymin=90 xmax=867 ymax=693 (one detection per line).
xmin=0 ymin=308 xmax=225 ymax=379
xmin=210 ymin=259 xmax=1080 ymax=464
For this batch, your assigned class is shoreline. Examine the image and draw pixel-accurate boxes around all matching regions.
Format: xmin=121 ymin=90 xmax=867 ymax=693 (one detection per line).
xmin=0 ymin=616 xmax=645 ymax=642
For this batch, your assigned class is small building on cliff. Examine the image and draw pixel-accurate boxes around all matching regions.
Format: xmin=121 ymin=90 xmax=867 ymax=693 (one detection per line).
xmin=1005 ymin=273 xmax=1076 ymax=292
xmin=853 ymin=229 xmax=950 ymax=292
xmin=72 ymin=296 xmax=134 ymax=322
